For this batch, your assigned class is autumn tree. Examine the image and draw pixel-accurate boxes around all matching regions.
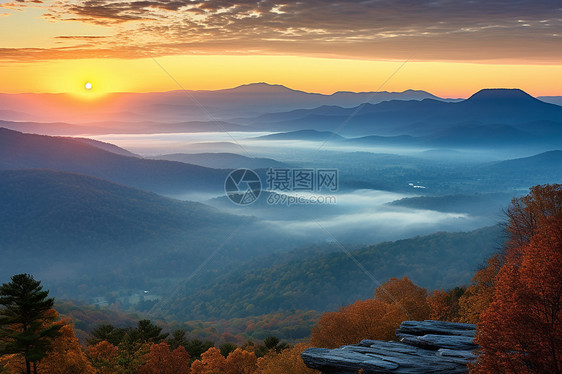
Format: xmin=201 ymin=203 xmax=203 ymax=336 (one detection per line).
xmin=456 ymin=255 xmax=502 ymax=324
xmin=374 ymin=277 xmax=431 ymax=320
xmin=139 ymin=342 xmax=190 ymax=374
xmin=505 ymin=184 xmax=562 ymax=249
xmin=471 ymin=185 xmax=562 ymax=373
xmin=0 ymin=274 xmax=62 ymax=374
xmin=427 ymin=287 xmax=465 ymax=322
xmin=460 ymin=184 xmax=562 ymax=325
xmin=190 ymin=347 xmax=227 ymax=374
xmin=310 ymin=277 xmax=429 ymax=348
xmin=36 ymin=321 xmax=95 ymax=374
xmin=116 ymin=333 xmax=149 ymax=374
xmin=309 ymin=298 xmax=404 ymax=348
xmin=256 ymin=343 xmax=315 ymax=374
xmin=87 ymin=340 xmax=119 ymax=374
xmin=224 ymin=348 xmax=258 ymax=374
xmin=472 ymin=218 xmax=562 ymax=373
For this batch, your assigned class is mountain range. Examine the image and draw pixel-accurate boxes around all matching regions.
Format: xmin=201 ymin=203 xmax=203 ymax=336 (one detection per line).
xmin=0 ymin=83 xmax=453 ymax=125
xmin=245 ymin=89 xmax=562 ymax=139
xmin=1 ymin=86 xmax=560 ymax=151
xmin=0 ymin=128 xmax=227 ymax=196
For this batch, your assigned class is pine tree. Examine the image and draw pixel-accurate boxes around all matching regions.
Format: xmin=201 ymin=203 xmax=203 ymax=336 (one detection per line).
xmin=0 ymin=274 xmax=61 ymax=374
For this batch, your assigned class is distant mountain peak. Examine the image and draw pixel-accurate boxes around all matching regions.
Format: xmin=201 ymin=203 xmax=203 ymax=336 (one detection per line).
xmin=466 ymin=88 xmax=536 ymax=102
xmin=230 ymin=82 xmax=303 ymax=94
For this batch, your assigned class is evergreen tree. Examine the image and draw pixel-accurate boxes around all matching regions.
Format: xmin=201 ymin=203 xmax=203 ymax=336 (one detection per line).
xmin=131 ymin=320 xmax=168 ymax=344
xmin=0 ymin=274 xmax=61 ymax=374
xmin=166 ymin=329 xmax=189 ymax=350
xmin=87 ymin=324 xmax=128 ymax=346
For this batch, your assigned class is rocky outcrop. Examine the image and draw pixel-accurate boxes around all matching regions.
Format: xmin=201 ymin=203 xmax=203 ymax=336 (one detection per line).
xmin=301 ymin=320 xmax=477 ymax=373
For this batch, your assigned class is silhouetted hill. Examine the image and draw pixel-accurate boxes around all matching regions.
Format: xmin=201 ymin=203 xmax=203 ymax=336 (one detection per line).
xmin=480 ymin=150 xmax=562 ymax=174
xmin=150 ymin=152 xmax=289 ymax=169
xmin=538 ymin=96 xmax=562 ymax=106
xmin=465 ymin=88 xmax=533 ymax=102
xmin=71 ymin=138 xmax=139 ymax=157
xmin=451 ymin=89 xmax=562 ymax=124
xmin=389 ymin=193 xmax=514 ymax=216
xmin=244 ymin=89 xmax=562 ymax=142
xmin=0 ymin=169 xmax=233 ymax=248
xmin=164 ymin=226 xmax=505 ymax=320
xmin=0 ymin=118 xmax=252 ymax=136
xmin=346 ymin=135 xmax=420 ymax=146
xmin=253 ymin=129 xmax=345 ymax=141
xmin=0 ymin=128 xmax=227 ymax=195
xmin=0 ymin=84 xmax=451 ymax=124
xmin=0 ymin=119 xmax=113 ymax=135
xmin=0 ymin=169 xmax=253 ymax=297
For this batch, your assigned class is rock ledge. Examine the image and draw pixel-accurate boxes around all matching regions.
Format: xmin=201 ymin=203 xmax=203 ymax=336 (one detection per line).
xmin=301 ymin=320 xmax=478 ymax=373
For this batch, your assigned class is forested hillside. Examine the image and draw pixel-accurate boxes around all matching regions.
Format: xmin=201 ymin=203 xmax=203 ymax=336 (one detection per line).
xmin=163 ymin=225 xmax=505 ymax=320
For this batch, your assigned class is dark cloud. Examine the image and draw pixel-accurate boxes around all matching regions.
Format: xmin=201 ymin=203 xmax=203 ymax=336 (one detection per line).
xmin=15 ymin=0 xmax=562 ymax=61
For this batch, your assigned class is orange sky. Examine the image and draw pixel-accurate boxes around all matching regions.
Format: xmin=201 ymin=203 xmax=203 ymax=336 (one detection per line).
xmin=1 ymin=0 xmax=560 ymax=97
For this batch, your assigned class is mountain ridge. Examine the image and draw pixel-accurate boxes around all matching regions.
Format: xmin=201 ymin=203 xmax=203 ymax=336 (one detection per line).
xmin=0 ymin=127 xmax=228 ymax=195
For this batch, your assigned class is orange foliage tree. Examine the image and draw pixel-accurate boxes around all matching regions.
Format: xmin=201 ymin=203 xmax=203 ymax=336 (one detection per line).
xmin=427 ymin=287 xmax=464 ymax=322
xmin=36 ymin=322 xmax=95 ymax=374
xmin=473 ymin=219 xmax=562 ymax=373
xmin=505 ymin=184 xmax=562 ymax=249
xmin=310 ymin=277 xmax=429 ymax=348
xmin=374 ymin=277 xmax=431 ymax=320
xmin=472 ymin=184 xmax=562 ymax=373
xmin=256 ymin=343 xmax=315 ymax=374
xmin=190 ymin=347 xmax=227 ymax=374
xmin=1 ymin=313 xmax=94 ymax=374
xmin=87 ymin=340 xmax=119 ymax=374
xmin=191 ymin=346 xmax=260 ymax=374
xmin=224 ymin=348 xmax=258 ymax=374
xmin=139 ymin=342 xmax=191 ymax=374
xmin=456 ymin=255 xmax=502 ymax=324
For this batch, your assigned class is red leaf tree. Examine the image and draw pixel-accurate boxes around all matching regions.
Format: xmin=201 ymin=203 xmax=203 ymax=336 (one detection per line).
xmin=139 ymin=342 xmax=191 ymax=374
xmin=473 ymin=185 xmax=562 ymax=373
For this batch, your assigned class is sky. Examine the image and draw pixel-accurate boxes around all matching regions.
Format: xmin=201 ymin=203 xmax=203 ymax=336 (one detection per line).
xmin=1 ymin=0 xmax=561 ymax=97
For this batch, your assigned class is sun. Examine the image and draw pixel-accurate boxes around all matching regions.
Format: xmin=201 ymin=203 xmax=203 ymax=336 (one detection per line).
xmin=85 ymin=82 xmax=93 ymax=90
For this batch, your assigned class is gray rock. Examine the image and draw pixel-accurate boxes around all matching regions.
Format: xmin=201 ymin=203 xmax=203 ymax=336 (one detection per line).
xmin=301 ymin=320 xmax=478 ymax=373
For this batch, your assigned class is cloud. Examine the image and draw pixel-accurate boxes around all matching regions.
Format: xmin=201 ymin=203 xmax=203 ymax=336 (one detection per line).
xmin=1 ymin=0 xmax=43 ymax=10
xmin=5 ymin=0 xmax=562 ymax=61
xmin=261 ymin=193 xmax=483 ymax=244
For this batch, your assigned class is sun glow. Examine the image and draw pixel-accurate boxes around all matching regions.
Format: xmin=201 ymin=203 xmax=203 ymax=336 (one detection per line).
xmin=0 ymin=56 xmax=561 ymax=98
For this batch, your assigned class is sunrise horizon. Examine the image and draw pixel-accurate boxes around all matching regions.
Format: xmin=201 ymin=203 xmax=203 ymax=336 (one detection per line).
xmin=2 ymin=1 xmax=561 ymax=98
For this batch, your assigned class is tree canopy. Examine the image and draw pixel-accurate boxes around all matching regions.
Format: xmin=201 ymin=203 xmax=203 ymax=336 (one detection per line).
xmin=0 ymin=274 xmax=62 ymax=374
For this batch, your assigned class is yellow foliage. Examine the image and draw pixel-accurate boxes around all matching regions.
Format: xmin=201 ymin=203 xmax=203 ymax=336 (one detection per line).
xmin=457 ymin=255 xmax=502 ymax=323
xmin=256 ymin=343 xmax=315 ymax=374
